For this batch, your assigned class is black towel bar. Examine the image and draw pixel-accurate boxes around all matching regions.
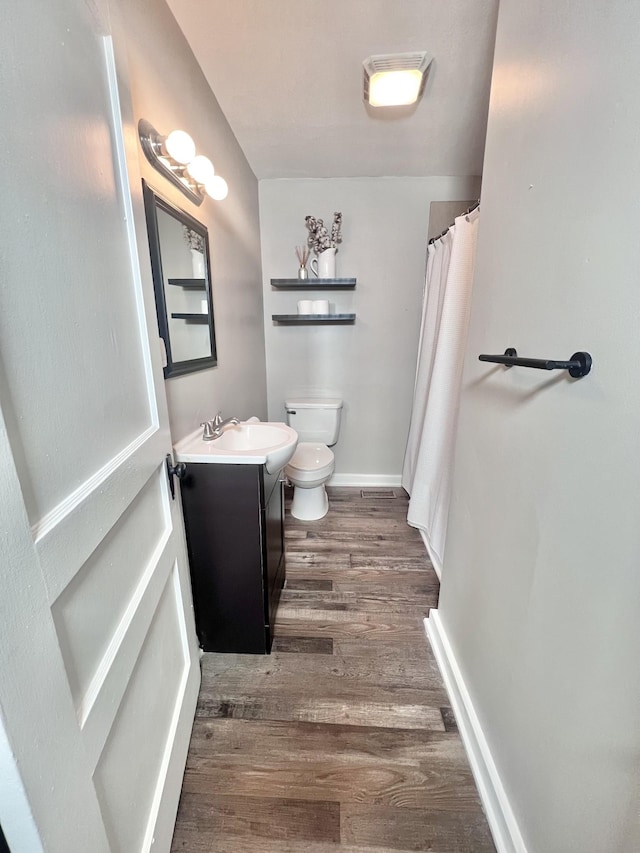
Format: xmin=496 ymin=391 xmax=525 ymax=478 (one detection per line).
xmin=478 ymin=348 xmax=592 ymax=378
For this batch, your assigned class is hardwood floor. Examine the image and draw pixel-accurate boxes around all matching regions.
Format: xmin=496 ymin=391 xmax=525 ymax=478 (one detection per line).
xmin=171 ymin=487 xmax=495 ymax=852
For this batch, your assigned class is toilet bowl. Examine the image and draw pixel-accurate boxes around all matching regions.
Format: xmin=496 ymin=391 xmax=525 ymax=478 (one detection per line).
xmin=284 ymin=397 xmax=343 ymax=521
xmin=285 ymin=442 xmax=335 ymax=520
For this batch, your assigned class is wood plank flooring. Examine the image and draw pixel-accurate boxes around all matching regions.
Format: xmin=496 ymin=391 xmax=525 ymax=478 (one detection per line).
xmin=171 ymin=486 xmax=495 ymax=852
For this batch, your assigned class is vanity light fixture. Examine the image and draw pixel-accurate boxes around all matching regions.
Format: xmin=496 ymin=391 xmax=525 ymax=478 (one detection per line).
xmin=138 ymin=119 xmax=229 ymax=206
xmin=162 ymin=129 xmax=196 ymax=165
xmin=363 ymin=52 xmax=432 ymax=107
xmin=205 ymin=175 xmax=229 ymax=201
xmin=186 ymin=154 xmax=216 ymax=185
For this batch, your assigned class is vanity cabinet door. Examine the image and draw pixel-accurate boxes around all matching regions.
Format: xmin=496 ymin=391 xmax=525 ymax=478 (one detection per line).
xmin=179 ymin=462 xmax=286 ymax=654
xmin=180 ymin=463 xmax=267 ymax=653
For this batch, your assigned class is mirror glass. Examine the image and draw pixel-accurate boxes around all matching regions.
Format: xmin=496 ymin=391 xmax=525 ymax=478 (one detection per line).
xmin=142 ymin=181 xmax=217 ymax=377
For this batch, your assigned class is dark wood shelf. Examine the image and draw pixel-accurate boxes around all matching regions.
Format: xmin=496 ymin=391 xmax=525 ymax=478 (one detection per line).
xmin=271 ymin=278 xmax=356 ymax=290
xmin=272 ymin=314 xmax=356 ymax=325
xmin=168 ymin=278 xmax=206 ymax=289
xmin=171 ymin=312 xmax=209 ymax=323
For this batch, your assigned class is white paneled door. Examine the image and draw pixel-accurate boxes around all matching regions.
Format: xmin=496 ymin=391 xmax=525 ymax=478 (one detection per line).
xmin=0 ymin=11 xmax=200 ymax=853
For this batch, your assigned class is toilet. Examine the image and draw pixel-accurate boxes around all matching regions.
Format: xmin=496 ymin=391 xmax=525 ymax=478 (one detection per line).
xmin=284 ymin=397 xmax=343 ymax=520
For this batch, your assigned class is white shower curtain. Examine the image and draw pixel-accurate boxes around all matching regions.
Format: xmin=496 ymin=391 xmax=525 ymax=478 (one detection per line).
xmin=402 ymin=207 xmax=480 ymax=577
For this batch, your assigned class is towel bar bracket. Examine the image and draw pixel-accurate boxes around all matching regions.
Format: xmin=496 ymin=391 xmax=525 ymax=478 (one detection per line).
xmin=566 ymin=351 xmax=592 ymax=378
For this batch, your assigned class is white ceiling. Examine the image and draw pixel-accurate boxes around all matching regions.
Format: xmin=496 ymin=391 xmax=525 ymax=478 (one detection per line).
xmin=166 ymin=0 xmax=499 ymax=180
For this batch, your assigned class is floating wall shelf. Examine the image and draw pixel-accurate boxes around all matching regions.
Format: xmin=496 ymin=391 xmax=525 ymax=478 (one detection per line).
xmin=168 ymin=278 xmax=206 ymax=289
xmin=171 ymin=312 xmax=209 ymax=323
xmin=271 ymin=278 xmax=356 ymax=290
xmin=272 ymin=314 xmax=356 ymax=325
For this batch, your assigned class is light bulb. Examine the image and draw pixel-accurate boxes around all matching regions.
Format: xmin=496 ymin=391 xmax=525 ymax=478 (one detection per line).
xmin=205 ymin=175 xmax=228 ymax=201
xmin=368 ymin=69 xmax=423 ymax=107
xmin=163 ymin=130 xmax=195 ymax=164
xmin=186 ymin=155 xmax=215 ymax=185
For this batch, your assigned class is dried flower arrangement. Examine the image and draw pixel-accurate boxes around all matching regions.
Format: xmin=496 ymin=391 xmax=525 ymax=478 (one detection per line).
xmin=183 ymin=226 xmax=204 ymax=253
xmin=305 ymin=212 xmax=343 ymax=255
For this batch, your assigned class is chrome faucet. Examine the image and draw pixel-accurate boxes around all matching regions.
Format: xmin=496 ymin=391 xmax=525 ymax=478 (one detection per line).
xmin=200 ymin=420 xmax=217 ymax=441
xmin=201 ymin=412 xmax=239 ymax=441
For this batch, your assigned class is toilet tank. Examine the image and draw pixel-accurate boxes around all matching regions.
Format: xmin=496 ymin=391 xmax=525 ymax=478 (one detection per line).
xmin=285 ymin=398 xmax=343 ymax=445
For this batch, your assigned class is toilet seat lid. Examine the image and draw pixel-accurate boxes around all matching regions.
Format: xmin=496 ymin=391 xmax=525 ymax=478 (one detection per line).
xmin=287 ymin=442 xmax=334 ymax=471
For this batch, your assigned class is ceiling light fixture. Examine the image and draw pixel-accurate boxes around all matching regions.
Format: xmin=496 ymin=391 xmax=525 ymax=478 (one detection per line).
xmin=138 ymin=119 xmax=228 ymax=205
xmin=363 ymin=52 xmax=432 ymax=107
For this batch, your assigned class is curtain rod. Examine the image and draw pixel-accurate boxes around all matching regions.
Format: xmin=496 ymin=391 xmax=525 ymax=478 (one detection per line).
xmin=428 ymin=199 xmax=480 ymax=245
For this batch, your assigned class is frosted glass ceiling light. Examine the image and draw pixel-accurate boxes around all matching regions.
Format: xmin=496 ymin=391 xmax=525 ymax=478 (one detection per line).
xmin=369 ymin=69 xmax=422 ymax=106
xmin=162 ymin=129 xmax=195 ymax=165
xmin=138 ymin=119 xmax=229 ymax=206
xmin=205 ymin=175 xmax=228 ymax=201
xmin=187 ymin=155 xmax=215 ymax=185
xmin=363 ymin=52 xmax=432 ymax=107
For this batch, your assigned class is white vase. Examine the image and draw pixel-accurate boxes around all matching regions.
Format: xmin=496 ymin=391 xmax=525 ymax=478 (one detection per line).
xmin=310 ymin=248 xmax=336 ymax=279
xmin=191 ymin=249 xmax=205 ymax=278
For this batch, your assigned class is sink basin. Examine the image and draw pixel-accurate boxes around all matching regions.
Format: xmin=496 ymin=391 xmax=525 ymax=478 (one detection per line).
xmin=174 ymin=421 xmax=298 ymax=473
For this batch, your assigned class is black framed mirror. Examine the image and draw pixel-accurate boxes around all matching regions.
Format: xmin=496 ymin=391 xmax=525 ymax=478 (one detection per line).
xmin=142 ymin=180 xmax=217 ymax=378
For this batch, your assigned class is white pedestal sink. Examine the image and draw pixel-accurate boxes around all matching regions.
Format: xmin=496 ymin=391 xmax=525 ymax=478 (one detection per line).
xmin=174 ymin=421 xmax=298 ymax=473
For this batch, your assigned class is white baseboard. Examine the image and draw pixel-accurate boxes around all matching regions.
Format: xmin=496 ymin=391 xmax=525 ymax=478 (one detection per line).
xmin=425 ymin=611 xmax=528 ymax=853
xmin=417 ymin=528 xmax=442 ymax=581
xmin=328 ymin=473 xmax=403 ymax=487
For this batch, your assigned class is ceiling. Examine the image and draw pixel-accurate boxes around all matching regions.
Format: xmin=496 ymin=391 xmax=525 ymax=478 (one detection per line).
xmin=166 ymin=0 xmax=499 ymax=180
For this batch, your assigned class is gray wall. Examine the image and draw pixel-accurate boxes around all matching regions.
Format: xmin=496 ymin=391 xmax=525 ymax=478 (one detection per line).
xmin=117 ymin=0 xmax=268 ymax=441
xmin=260 ymin=177 xmax=481 ymax=482
xmin=439 ymin=1 xmax=640 ymax=851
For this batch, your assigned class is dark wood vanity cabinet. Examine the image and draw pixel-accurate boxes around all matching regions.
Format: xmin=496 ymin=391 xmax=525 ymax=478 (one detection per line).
xmin=179 ymin=463 xmax=285 ymax=654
